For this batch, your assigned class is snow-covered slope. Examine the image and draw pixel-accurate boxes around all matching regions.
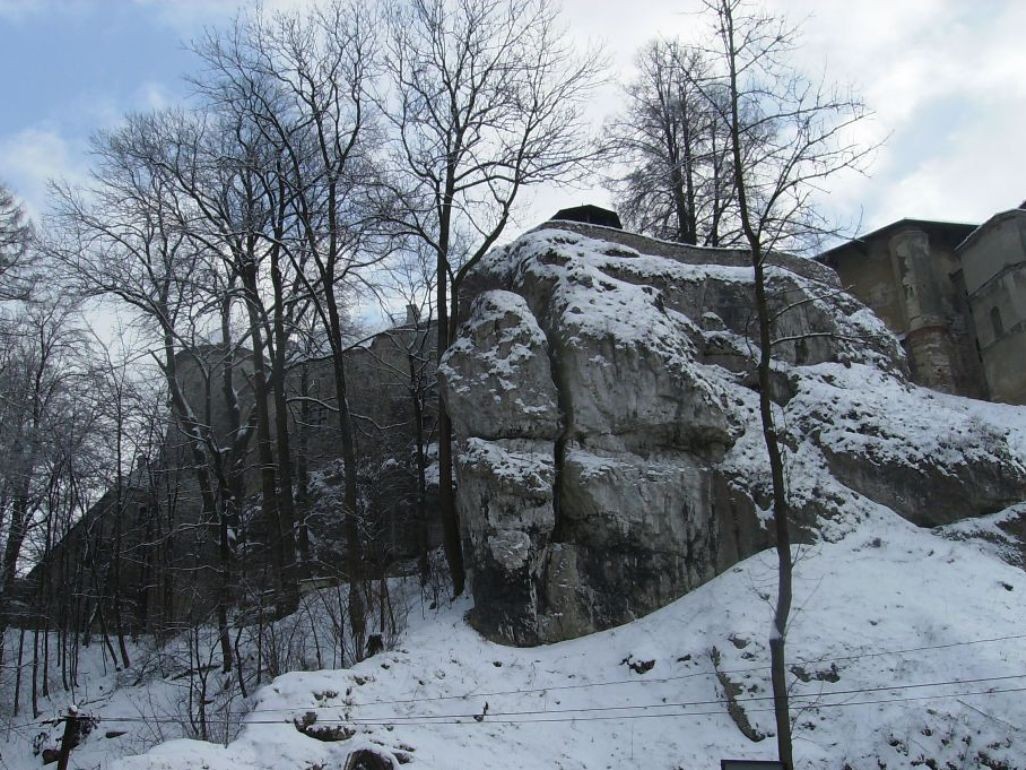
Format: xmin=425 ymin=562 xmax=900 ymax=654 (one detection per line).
xmin=6 ymin=416 xmax=1026 ymax=769
xmin=94 ymin=506 xmax=1026 ymax=770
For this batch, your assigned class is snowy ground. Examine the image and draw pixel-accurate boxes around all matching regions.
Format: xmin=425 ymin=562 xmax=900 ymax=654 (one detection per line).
xmin=6 ymin=501 xmax=1022 ymax=769
xmin=0 ymin=582 xmax=417 ymax=770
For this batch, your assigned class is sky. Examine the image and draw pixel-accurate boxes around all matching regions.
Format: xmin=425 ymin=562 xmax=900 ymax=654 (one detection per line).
xmin=1 ymin=0 xmax=1025 ymax=241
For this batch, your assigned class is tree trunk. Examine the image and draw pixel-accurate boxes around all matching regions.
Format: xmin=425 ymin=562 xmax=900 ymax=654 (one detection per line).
xmin=13 ymin=626 xmax=26 ymax=715
xmin=410 ymin=362 xmax=430 ymax=585
xmin=435 ymin=205 xmax=466 ymax=596
xmin=753 ymin=250 xmax=794 ymax=770
xmin=269 ymin=248 xmax=300 ymax=610
xmin=31 ymin=627 xmax=40 ymax=718
xmin=295 ymin=365 xmax=312 ymax=563
xmin=435 ymin=408 xmax=464 ymax=596
xmin=722 ymin=2 xmax=793 ymax=763
xmin=162 ymin=331 xmax=231 ymax=672
xmin=243 ymin=297 xmax=290 ymax=612
xmin=326 ymin=330 xmax=367 ymax=660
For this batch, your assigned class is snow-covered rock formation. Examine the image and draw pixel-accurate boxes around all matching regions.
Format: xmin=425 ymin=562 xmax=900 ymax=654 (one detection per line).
xmin=440 ymin=222 xmax=1026 ymax=646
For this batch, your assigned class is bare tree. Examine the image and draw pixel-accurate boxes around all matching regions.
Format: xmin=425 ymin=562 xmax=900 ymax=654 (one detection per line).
xmin=191 ymin=0 xmax=385 ymax=652
xmin=382 ymin=0 xmax=605 ymax=593
xmin=0 ymin=181 xmax=33 ymax=301
xmin=608 ymin=40 xmax=739 ymax=245
xmin=379 ymin=246 xmax=438 ymax=583
xmin=48 ymin=134 xmax=245 ymax=671
xmin=700 ymin=1 xmax=875 ymax=766
xmin=113 ymin=106 xmax=307 ymax=617
xmin=0 ymin=296 xmax=92 ymax=670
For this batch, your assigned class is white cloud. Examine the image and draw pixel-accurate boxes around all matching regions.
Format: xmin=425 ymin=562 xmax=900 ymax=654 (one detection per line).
xmin=870 ymin=95 xmax=1026 ymax=224
xmin=562 ymin=0 xmax=1026 ymax=233
xmin=761 ymin=0 xmax=1026 ymax=228
xmin=128 ymin=0 xmax=320 ymax=31
xmin=6 ymin=0 xmax=1023 ymax=237
xmin=136 ymin=80 xmax=174 ymax=111
xmin=0 ymin=127 xmax=87 ymax=221
xmin=0 ymin=0 xmax=44 ymax=19
xmin=0 ymin=0 xmax=93 ymax=21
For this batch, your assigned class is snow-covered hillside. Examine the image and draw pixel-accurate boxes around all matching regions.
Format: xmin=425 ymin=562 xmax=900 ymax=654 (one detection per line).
xmin=5 ymin=498 xmax=1024 ymax=769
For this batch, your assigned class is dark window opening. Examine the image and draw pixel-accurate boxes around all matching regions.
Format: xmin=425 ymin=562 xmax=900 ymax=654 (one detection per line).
xmin=991 ymin=306 xmax=1005 ymax=339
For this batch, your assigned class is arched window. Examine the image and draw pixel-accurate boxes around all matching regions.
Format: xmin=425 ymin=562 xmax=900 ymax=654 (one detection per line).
xmin=990 ymin=306 xmax=1005 ymax=339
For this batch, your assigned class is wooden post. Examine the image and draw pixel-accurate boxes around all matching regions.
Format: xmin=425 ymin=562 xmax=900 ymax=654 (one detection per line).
xmin=56 ymin=707 xmax=79 ymax=770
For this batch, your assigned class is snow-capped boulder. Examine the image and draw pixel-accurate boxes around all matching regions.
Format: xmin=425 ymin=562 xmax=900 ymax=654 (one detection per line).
xmin=792 ymin=365 xmax=1026 ymax=526
xmin=439 ymin=291 xmax=560 ymax=441
xmin=442 ymin=222 xmax=1026 ymax=645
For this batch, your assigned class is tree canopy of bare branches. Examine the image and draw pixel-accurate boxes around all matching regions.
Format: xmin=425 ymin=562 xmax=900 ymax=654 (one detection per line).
xmin=381 ymin=0 xmax=606 ymax=593
xmin=607 ymin=40 xmax=739 ymax=246
xmin=0 ymin=182 xmax=33 ymax=302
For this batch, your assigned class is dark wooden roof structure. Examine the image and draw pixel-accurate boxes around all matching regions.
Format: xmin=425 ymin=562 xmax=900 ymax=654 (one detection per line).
xmin=551 ymin=204 xmax=623 ymax=229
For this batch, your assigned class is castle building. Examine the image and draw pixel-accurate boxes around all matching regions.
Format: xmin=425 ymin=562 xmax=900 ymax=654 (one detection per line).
xmin=957 ymin=208 xmax=1026 ymax=404
xmin=817 ymin=205 xmax=1026 ymax=404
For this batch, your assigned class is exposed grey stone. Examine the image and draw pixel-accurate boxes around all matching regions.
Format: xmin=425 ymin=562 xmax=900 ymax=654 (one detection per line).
xmin=452 ymin=436 xmax=556 ymax=645
xmin=442 ymin=229 xmax=777 ymax=644
xmin=820 ymin=441 xmax=1026 ymax=527
xmin=439 ymin=290 xmax=560 ymax=442
xmin=441 ymin=223 xmax=1026 ymax=646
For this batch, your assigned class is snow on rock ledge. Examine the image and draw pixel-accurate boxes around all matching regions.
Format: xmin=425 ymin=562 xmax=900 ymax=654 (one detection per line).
xmin=439 ymin=291 xmax=560 ymax=441
xmin=442 ymin=223 xmax=1026 ymax=646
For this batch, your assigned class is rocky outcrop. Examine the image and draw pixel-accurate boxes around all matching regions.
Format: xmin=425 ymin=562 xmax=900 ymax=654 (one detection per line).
xmin=788 ymin=365 xmax=1026 ymax=527
xmin=441 ymin=222 xmax=1026 ymax=646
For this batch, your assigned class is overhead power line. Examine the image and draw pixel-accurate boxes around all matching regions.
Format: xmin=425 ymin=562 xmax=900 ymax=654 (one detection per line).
xmin=8 ymin=631 xmax=1025 ymax=732
xmin=13 ymin=683 xmax=1026 ymax=731
xmin=235 ymin=630 xmax=1026 ymax=714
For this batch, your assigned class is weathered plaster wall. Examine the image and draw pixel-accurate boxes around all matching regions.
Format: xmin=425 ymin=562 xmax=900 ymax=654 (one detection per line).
xmin=828 ymin=241 xmax=905 ymax=331
xmin=962 ymin=211 xmax=1026 ymax=293
xmin=823 ymin=223 xmax=987 ymax=399
xmin=30 ymin=324 xmax=442 ymax=634
xmin=961 ymin=211 xmax=1026 ymax=405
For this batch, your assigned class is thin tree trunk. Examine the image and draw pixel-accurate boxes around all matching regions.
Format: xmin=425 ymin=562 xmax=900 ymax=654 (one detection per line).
xmin=410 ymin=366 xmax=430 ymax=584
xmin=13 ymin=626 xmax=26 ymax=715
xmin=31 ymin=627 xmax=40 ymax=718
xmin=233 ymin=624 xmax=248 ymax=699
xmin=295 ymin=366 xmax=312 ymax=564
xmin=243 ymin=295 xmax=288 ymax=612
xmin=111 ymin=514 xmax=131 ymax=669
xmin=42 ymin=615 xmax=50 ymax=696
xmin=326 ymin=335 xmax=367 ymax=658
xmin=723 ymin=3 xmax=793 ymax=764
xmin=162 ymin=330 xmax=231 ymax=671
xmin=435 ymin=186 xmax=466 ymax=595
xmin=269 ymin=248 xmax=300 ymax=609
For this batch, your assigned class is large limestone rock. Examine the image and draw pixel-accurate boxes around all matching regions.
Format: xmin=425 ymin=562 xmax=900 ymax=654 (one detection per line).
xmin=442 ymin=222 xmax=1026 ymax=646
xmin=441 ymin=292 xmax=560 ymax=441
xmin=789 ymin=365 xmax=1026 ymax=527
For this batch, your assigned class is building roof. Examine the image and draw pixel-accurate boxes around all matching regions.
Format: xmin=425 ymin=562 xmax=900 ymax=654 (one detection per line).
xmin=956 ymin=208 xmax=1026 ymax=255
xmin=551 ymin=205 xmax=623 ymax=230
xmin=816 ymin=218 xmax=979 ymax=264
